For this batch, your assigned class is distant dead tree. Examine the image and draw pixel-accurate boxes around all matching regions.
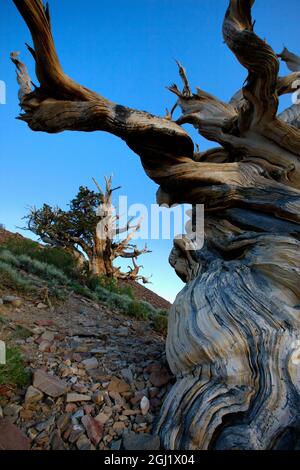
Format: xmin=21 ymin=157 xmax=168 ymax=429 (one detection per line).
xmin=25 ymin=177 xmax=151 ymax=282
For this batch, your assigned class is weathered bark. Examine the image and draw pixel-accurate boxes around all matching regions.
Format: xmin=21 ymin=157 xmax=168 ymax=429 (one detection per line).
xmin=11 ymin=0 xmax=300 ymax=449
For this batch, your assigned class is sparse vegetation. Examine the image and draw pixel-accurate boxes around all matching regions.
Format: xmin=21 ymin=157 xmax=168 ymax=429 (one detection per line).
xmin=0 ymin=346 xmax=30 ymax=389
xmin=2 ymin=238 xmax=77 ymax=278
xmin=0 ymin=241 xmax=169 ymax=334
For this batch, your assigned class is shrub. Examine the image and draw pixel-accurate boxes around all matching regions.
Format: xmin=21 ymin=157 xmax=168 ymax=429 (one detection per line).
xmin=2 ymin=238 xmax=77 ymax=277
xmin=17 ymin=255 xmax=70 ymax=284
xmin=126 ymin=300 xmax=149 ymax=320
xmin=0 ymin=249 xmax=21 ymax=267
xmin=107 ymin=291 xmax=132 ymax=312
xmin=153 ymin=314 xmax=168 ymax=335
xmin=0 ymin=261 xmax=35 ymax=292
xmin=0 ymin=346 xmax=30 ymax=389
xmin=88 ymin=275 xmax=134 ymax=299
xmin=71 ymin=283 xmax=98 ymax=301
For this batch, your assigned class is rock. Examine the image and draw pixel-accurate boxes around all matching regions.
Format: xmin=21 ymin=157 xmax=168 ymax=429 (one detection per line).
xmin=149 ymin=367 xmax=172 ymax=388
xmin=131 ymin=390 xmax=148 ymax=405
xmin=149 ymin=387 xmax=160 ymax=398
xmin=95 ymin=412 xmax=110 ymax=425
xmin=51 ymin=431 xmax=66 ymax=450
xmin=2 ymin=296 xmax=22 ymax=308
xmin=41 ymin=330 xmax=55 ymax=342
xmin=56 ymin=413 xmax=71 ymax=433
xmin=68 ymin=424 xmax=84 ymax=444
xmin=140 ymin=396 xmax=150 ymax=416
xmin=81 ymin=357 xmax=98 ymax=370
xmin=66 ymin=393 xmax=91 ymax=403
xmin=0 ymin=418 xmax=30 ymax=450
xmin=113 ymin=421 xmax=126 ymax=433
xmin=123 ymin=431 xmax=160 ymax=451
xmin=0 ymin=298 xmax=3 ymax=306
xmin=35 ymin=416 xmax=55 ymax=432
xmin=81 ymin=415 xmax=103 ymax=446
xmin=76 ymin=434 xmax=93 ymax=450
xmin=93 ymin=390 xmax=105 ymax=404
xmin=110 ymin=439 xmax=122 ymax=450
xmin=65 ymin=404 xmax=77 ymax=413
xmin=108 ymin=377 xmax=131 ymax=394
xmin=123 ymin=409 xmax=141 ymax=416
xmin=72 ymin=409 xmax=84 ymax=422
xmin=33 ymin=369 xmax=68 ymax=398
xmin=25 ymin=386 xmax=44 ymax=404
xmin=38 ymin=340 xmax=51 ymax=352
xmin=35 ymin=319 xmax=54 ymax=327
xmin=109 ymin=391 xmax=124 ymax=406
xmin=37 ymin=302 xmax=48 ymax=310
xmin=121 ymin=368 xmax=134 ymax=383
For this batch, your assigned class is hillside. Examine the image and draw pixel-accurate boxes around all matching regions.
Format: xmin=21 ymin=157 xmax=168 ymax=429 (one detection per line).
xmin=0 ymin=228 xmax=173 ymax=450
xmin=0 ymin=228 xmax=171 ymax=311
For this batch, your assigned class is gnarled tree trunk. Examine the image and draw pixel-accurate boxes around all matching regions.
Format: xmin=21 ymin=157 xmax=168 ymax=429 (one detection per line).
xmin=11 ymin=0 xmax=300 ymax=449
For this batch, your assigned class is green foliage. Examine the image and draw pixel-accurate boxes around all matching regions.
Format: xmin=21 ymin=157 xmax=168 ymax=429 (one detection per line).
xmin=0 ymin=346 xmax=30 ymax=389
xmin=0 ymin=261 xmax=35 ymax=292
xmin=2 ymin=238 xmax=77 ymax=277
xmin=107 ymin=291 xmax=132 ymax=312
xmin=2 ymin=237 xmax=40 ymax=258
xmin=24 ymin=187 xmax=102 ymax=259
xmin=17 ymin=254 xmax=70 ymax=284
xmin=71 ymin=282 xmax=98 ymax=301
xmin=152 ymin=313 xmax=168 ymax=335
xmin=88 ymin=275 xmax=135 ymax=299
xmin=126 ymin=300 xmax=149 ymax=320
xmin=0 ymin=249 xmax=70 ymax=285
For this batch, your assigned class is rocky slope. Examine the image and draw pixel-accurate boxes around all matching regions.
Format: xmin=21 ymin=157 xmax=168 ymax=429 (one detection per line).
xmin=0 ymin=229 xmax=173 ymax=450
xmin=0 ymin=294 xmax=173 ymax=450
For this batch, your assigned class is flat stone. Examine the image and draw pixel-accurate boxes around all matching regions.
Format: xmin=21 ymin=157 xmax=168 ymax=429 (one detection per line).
xmin=37 ymin=302 xmax=48 ymax=310
xmin=81 ymin=357 xmax=98 ymax=370
xmin=140 ymin=396 xmax=150 ymax=416
xmin=33 ymin=369 xmax=68 ymax=398
xmin=2 ymin=296 xmax=22 ymax=308
xmin=123 ymin=431 xmax=160 ymax=451
xmin=38 ymin=340 xmax=51 ymax=352
xmin=35 ymin=320 xmax=54 ymax=327
xmin=121 ymin=368 xmax=134 ymax=383
xmin=76 ymin=434 xmax=93 ymax=450
xmin=110 ymin=439 xmax=122 ymax=450
xmin=51 ymin=431 xmax=66 ymax=450
xmin=41 ymin=330 xmax=55 ymax=342
xmin=81 ymin=415 xmax=103 ymax=446
xmin=25 ymin=385 xmax=44 ymax=404
xmin=56 ymin=413 xmax=71 ymax=433
xmin=113 ymin=421 xmax=126 ymax=432
xmin=108 ymin=377 xmax=131 ymax=394
xmin=0 ymin=418 xmax=30 ymax=450
xmin=95 ymin=412 xmax=110 ymax=425
xmin=68 ymin=424 xmax=84 ymax=444
xmin=66 ymin=393 xmax=91 ymax=403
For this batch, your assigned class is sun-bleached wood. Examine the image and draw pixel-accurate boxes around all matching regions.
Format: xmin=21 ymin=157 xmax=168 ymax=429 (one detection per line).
xmin=11 ymin=0 xmax=300 ymax=449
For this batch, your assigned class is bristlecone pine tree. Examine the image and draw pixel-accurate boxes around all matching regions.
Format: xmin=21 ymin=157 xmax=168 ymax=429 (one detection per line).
xmin=11 ymin=0 xmax=300 ymax=450
xmin=25 ymin=177 xmax=151 ymax=282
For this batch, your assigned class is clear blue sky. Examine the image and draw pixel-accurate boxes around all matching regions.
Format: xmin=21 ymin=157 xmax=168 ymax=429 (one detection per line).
xmin=0 ymin=0 xmax=299 ymax=302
